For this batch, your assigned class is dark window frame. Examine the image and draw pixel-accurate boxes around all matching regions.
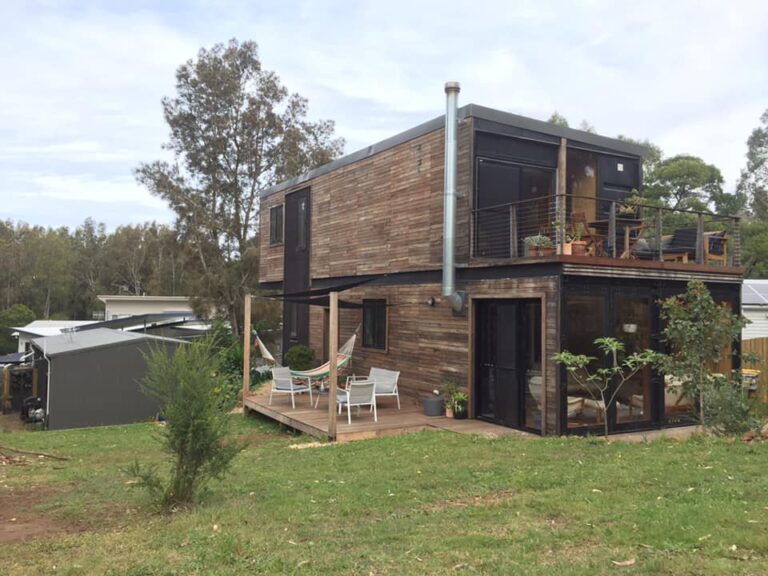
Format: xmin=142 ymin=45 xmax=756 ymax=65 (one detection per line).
xmin=269 ymin=204 xmax=284 ymax=246
xmin=362 ymin=299 xmax=387 ymax=351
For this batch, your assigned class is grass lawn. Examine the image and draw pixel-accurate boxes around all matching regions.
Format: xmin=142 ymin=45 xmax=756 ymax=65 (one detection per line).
xmin=1 ymin=416 xmax=767 ymax=575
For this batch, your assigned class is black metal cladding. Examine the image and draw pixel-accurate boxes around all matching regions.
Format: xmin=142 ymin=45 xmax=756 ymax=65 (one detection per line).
xmin=475 ymin=131 xmax=559 ymax=168
xmin=283 ymin=188 xmax=311 ymax=353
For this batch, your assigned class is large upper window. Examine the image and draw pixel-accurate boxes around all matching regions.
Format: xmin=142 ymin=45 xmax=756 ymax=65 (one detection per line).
xmin=269 ymin=205 xmax=284 ymax=245
xmin=362 ymin=299 xmax=387 ymax=350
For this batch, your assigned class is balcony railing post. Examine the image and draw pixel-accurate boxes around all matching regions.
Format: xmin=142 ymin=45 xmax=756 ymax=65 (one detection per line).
xmin=509 ymin=204 xmax=518 ymax=258
xmin=695 ymin=213 xmax=704 ymax=264
xmin=733 ymin=216 xmax=741 ymax=267
xmin=609 ymin=202 xmax=617 ymax=258
xmin=656 ymin=208 xmax=663 ymax=261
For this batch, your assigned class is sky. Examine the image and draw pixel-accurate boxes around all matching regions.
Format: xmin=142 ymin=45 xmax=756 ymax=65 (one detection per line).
xmin=1 ymin=0 xmax=767 ymax=230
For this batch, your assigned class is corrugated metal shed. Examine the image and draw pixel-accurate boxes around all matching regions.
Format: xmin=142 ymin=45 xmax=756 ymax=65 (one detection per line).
xmin=31 ymin=329 xmax=186 ymax=430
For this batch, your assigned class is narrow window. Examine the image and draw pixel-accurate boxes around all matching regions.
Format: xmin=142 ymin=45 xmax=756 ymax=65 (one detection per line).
xmin=297 ymin=198 xmax=308 ymax=250
xmin=362 ymin=299 xmax=387 ymax=350
xmin=269 ymin=205 xmax=284 ymax=245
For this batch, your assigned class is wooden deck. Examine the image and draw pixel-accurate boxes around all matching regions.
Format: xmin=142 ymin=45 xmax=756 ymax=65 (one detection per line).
xmin=243 ymin=388 xmax=531 ymax=442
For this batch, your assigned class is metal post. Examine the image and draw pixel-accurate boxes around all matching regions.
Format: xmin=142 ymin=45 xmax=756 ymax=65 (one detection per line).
xmin=556 ymin=137 xmax=567 ymax=254
xmin=609 ymin=202 xmax=617 ymax=258
xmin=656 ymin=208 xmax=663 ymax=261
xmin=509 ymin=204 xmax=518 ymax=258
xmin=242 ymin=293 xmax=252 ymax=403
xmin=327 ymin=291 xmax=339 ymax=440
xmin=733 ymin=216 xmax=741 ymax=267
xmin=696 ymin=214 xmax=704 ymax=265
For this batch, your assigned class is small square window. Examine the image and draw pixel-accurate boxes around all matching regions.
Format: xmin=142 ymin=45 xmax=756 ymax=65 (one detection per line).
xmin=362 ymin=299 xmax=387 ymax=350
xmin=270 ymin=205 xmax=284 ymax=245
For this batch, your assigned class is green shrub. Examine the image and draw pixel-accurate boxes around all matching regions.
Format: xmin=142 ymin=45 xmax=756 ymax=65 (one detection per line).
xmin=701 ymin=376 xmax=755 ymax=436
xmin=129 ymin=337 xmax=241 ymax=509
xmin=284 ymin=345 xmax=315 ymax=371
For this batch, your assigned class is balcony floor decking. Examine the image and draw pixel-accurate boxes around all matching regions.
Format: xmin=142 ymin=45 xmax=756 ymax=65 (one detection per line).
xmin=243 ymin=387 xmax=532 ymax=442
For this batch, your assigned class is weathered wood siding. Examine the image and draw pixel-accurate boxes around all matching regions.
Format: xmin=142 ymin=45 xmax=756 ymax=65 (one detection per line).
xmin=259 ymin=119 xmax=473 ymax=284
xmin=307 ymin=277 xmax=561 ymax=435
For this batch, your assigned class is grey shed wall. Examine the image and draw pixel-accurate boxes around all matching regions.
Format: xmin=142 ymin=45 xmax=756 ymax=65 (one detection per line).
xmin=46 ymin=340 xmax=181 ymax=430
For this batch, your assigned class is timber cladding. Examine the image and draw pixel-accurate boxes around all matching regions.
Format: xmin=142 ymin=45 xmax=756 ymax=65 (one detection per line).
xmin=307 ymin=276 xmax=561 ymax=436
xmin=259 ymin=119 xmax=473 ymax=285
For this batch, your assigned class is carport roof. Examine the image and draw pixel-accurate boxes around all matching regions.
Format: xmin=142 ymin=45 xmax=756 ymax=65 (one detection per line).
xmin=31 ymin=328 xmax=186 ymax=358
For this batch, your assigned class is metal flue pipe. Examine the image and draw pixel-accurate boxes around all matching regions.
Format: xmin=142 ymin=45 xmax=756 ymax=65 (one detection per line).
xmin=442 ymin=81 xmax=464 ymax=313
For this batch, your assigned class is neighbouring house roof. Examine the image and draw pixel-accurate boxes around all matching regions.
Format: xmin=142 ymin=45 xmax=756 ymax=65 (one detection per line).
xmin=742 ymin=280 xmax=768 ymax=306
xmin=0 ymin=351 xmax=26 ymax=364
xmin=78 ymin=312 xmax=199 ymax=332
xmin=96 ymin=295 xmax=194 ymax=304
xmin=260 ymin=103 xmax=649 ymax=199
xmin=11 ymin=320 xmax=98 ymax=338
xmin=31 ymin=328 xmax=186 ymax=358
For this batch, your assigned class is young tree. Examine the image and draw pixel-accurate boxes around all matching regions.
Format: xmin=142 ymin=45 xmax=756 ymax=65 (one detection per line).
xmin=0 ymin=304 xmax=35 ymax=353
xmin=130 ymin=338 xmax=241 ymax=509
xmin=657 ymin=280 xmax=747 ymax=428
xmin=553 ymin=337 xmax=658 ymax=437
xmin=737 ymin=109 xmax=768 ymax=219
xmin=136 ymin=39 xmax=344 ymax=335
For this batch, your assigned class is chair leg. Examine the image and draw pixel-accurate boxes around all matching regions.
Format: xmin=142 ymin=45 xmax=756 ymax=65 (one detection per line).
xmin=396 ymin=392 xmax=400 ymax=410
xmin=308 ymin=384 xmax=313 ymax=406
xmin=373 ymin=399 xmax=378 ymax=422
xmin=290 ymin=391 xmax=296 ymax=410
xmin=347 ymin=404 xmax=352 ymax=425
xmin=269 ymin=388 xmax=273 ymax=405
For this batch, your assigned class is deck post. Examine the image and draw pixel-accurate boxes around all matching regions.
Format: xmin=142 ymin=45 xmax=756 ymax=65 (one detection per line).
xmin=242 ymin=293 xmax=252 ymax=404
xmin=556 ymin=137 xmax=567 ymax=253
xmin=733 ymin=216 xmax=741 ymax=267
xmin=509 ymin=204 xmax=518 ymax=258
xmin=656 ymin=208 xmax=663 ymax=261
xmin=695 ymin=214 xmax=705 ymax=265
xmin=609 ymin=202 xmax=617 ymax=258
xmin=328 ymin=291 xmax=339 ymax=440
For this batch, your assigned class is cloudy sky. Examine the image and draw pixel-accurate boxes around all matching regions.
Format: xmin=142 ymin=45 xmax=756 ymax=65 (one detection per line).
xmin=1 ymin=0 xmax=766 ymax=230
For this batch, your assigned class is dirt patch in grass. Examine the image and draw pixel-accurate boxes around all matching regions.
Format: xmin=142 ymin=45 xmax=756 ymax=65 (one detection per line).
xmin=0 ymin=485 xmax=84 ymax=544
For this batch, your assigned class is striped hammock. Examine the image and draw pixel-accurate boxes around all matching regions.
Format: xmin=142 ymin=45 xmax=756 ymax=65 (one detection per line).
xmin=253 ymin=333 xmax=356 ymax=381
xmin=290 ymin=333 xmax=356 ymax=380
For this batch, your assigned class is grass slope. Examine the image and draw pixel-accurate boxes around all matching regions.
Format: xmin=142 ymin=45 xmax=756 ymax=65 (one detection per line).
xmin=1 ymin=416 xmax=767 ymax=575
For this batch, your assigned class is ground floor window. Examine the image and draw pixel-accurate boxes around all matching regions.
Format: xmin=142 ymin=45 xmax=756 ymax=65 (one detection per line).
xmin=560 ymin=278 xmax=738 ymax=434
xmin=362 ymin=299 xmax=387 ymax=350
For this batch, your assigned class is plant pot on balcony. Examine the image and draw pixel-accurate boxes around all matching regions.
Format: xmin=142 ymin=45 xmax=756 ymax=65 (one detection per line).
xmin=537 ymin=247 xmax=555 ymax=257
xmin=571 ymin=240 xmax=588 ymax=256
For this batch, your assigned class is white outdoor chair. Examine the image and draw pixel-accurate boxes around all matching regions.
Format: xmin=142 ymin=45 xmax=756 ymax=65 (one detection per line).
xmin=269 ymin=366 xmax=313 ymax=409
xmin=336 ymin=379 xmax=377 ymax=424
xmin=347 ymin=367 xmax=401 ymax=410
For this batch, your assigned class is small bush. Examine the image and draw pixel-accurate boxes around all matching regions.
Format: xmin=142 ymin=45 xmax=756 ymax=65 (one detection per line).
xmin=129 ymin=337 xmax=241 ymax=510
xmin=284 ymin=345 xmax=315 ymax=371
xmin=701 ymin=377 xmax=755 ymax=436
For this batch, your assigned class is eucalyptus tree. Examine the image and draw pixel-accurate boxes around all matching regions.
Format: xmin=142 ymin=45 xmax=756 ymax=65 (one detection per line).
xmin=136 ymin=39 xmax=344 ymax=333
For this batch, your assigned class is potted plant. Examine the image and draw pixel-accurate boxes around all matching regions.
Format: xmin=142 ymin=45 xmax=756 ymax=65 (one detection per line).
xmin=570 ymin=223 xmax=588 ymax=256
xmin=441 ymin=380 xmax=459 ymax=418
xmin=523 ymin=235 xmax=554 ymax=257
xmin=452 ymin=392 xmax=469 ymax=419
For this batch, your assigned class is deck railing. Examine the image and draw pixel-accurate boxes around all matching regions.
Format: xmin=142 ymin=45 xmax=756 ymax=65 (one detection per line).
xmin=471 ymin=194 xmax=740 ymax=267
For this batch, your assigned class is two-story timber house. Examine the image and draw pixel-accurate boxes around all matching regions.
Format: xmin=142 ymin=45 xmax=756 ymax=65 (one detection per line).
xmin=258 ymin=83 xmax=743 ymax=436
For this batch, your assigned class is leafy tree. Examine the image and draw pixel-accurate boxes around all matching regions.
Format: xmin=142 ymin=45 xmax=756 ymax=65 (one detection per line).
xmin=656 ymin=280 xmax=747 ymax=428
xmin=71 ymin=218 xmax=108 ymax=319
xmin=553 ymin=337 xmax=658 ymax=437
xmin=737 ymin=109 xmax=768 ymax=219
xmin=643 ymin=154 xmax=729 ymax=212
xmin=136 ymin=39 xmax=344 ymax=335
xmin=129 ymin=338 xmax=241 ymax=509
xmin=547 ymin=111 xmax=569 ymax=127
xmin=0 ymin=304 xmax=35 ymax=353
xmin=616 ymin=135 xmax=664 ymax=185
xmin=578 ymin=120 xmax=596 ymax=133
xmin=741 ymin=219 xmax=768 ymax=277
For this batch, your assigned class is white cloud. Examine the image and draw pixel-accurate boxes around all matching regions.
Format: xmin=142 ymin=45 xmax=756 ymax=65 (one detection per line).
xmin=0 ymin=0 xmax=766 ymax=229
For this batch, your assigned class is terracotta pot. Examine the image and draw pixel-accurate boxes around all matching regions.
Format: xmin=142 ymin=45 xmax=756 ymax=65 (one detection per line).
xmin=538 ymin=247 xmax=555 ymax=257
xmin=571 ymin=241 xmax=588 ymax=256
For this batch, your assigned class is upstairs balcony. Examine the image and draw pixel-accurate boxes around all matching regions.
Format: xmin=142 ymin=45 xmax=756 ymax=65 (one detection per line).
xmin=471 ymin=194 xmax=741 ymax=269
